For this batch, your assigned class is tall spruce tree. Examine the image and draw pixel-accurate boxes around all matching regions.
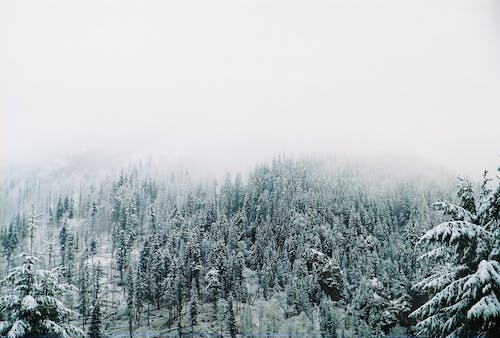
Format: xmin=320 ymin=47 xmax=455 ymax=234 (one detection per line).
xmin=189 ymin=288 xmax=198 ymax=334
xmin=88 ymin=299 xmax=102 ymax=338
xmin=226 ymin=296 xmax=238 ymax=338
xmin=319 ymin=298 xmax=337 ymax=337
xmin=78 ymin=262 xmax=90 ymax=329
xmin=127 ymin=270 xmax=135 ymax=338
xmin=88 ymin=262 xmax=103 ymax=338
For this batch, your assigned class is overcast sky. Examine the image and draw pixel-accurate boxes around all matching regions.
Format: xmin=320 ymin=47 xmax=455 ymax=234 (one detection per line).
xmin=0 ymin=0 xmax=499 ymax=177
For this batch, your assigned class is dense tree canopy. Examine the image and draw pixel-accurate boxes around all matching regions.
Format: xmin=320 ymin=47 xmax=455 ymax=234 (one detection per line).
xmin=2 ymin=157 xmax=496 ymax=336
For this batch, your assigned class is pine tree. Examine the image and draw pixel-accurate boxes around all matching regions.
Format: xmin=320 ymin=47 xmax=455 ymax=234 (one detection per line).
xmin=136 ymin=238 xmax=152 ymax=325
xmin=88 ymin=299 xmax=102 ymax=338
xmin=175 ymin=271 xmax=184 ymax=337
xmin=226 ymin=296 xmax=238 ymax=338
xmin=88 ymin=262 xmax=103 ymax=338
xmin=66 ymin=230 xmax=76 ymax=283
xmin=149 ymin=204 xmax=157 ymax=233
xmin=59 ymin=220 xmax=68 ymax=267
xmin=116 ymin=229 xmax=130 ymax=285
xmin=151 ymin=236 xmax=166 ymax=309
xmin=64 ymin=195 xmax=75 ymax=219
xmin=127 ymin=270 xmax=135 ymax=338
xmin=0 ymin=222 xmax=19 ymax=271
xmin=411 ymin=169 xmax=500 ymax=337
xmin=0 ymin=254 xmax=84 ymax=338
xmin=319 ymin=298 xmax=337 ymax=337
xmin=78 ymin=262 xmax=90 ymax=329
xmin=90 ymin=235 xmax=97 ymax=264
xmin=56 ymin=197 xmax=64 ymax=224
xmin=27 ymin=205 xmax=43 ymax=256
xmin=91 ymin=200 xmax=98 ymax=233
xmin=44 ymin=236 xmax=57 ymax=270
xmin=189 ymin=288 xmax=198 ymax=334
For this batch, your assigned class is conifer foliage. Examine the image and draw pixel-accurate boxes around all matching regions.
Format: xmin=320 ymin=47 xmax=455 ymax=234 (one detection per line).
xmin=411 ymin=169 xmax=500 ymax=337
xmin=0 ymin=254 xmax=84 ymax=338
xmin=3 ymin=157 xmax=499 ymax=335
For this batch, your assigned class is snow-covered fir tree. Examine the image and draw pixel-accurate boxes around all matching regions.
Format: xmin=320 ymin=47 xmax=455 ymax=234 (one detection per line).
xmin=0 ymin=254 xmax=84 ymax=338
xmin=411 ymin=169 xmax=500 ymax=337
xmin=88 ymin=262 xmax=103 ymax=338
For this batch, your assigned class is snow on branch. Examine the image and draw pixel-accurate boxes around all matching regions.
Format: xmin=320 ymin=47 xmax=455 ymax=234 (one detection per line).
xmin=467 ymin=293 xmax=500 ymax=322
xmin=434 ymin=201 xmax=477 ymax=223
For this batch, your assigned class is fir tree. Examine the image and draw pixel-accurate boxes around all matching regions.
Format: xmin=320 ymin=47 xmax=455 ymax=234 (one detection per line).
xmin=116 ymin=229 xmax=130 ymax=285
xmin=136 ymin=238 xmax=152 ymax=325
xmin=90 ymin=235 xmax=97 ymax=264
xmin=27 ymin=205 xmax=43 ymax=256
xmin=151 ymin=236 xmax=166 ymax=309
xmin=226 ymin=296 xmax=238 ymax=338
xmin=88 ymin=299 xmax=102 ymax=338
xmin=91 ymin=201 xmax=98 ymax=233
xmin=44 ymin=236 xmax=57 ymax=270
xmin=127 ymin=270 xmax=135 ymax=338
xmin=189 ymin=288 xmax=198 ymax=334
xmin=0 ymin=223 xmax=19 ymax=271
xmin=319 ymin=298 xmax=337 ymax=337
xmin=59 ymin=220 xmax=68 ymax=267
xmin=78 ymin=262 xmax=90 ymax=329
xmin=88 ymin=262 xmax=103 ymax=338
xmin=66 ymin=230 xmax=76 ymax=283
xmin=55 ymin=197 xmax=64 ymax=224
xmin=411 ymin=170 xmax=500 ymax=337
xmin=0 ymin=254 xmax=84 ymax=338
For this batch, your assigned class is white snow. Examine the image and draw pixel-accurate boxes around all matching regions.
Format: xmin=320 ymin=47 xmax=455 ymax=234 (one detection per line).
xmin=21 ymin=295 xmax=37 ymax=311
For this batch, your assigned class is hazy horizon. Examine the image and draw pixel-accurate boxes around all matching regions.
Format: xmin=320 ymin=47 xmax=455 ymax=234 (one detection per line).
xmin=1 ymin=0 xmax=499 ymax=178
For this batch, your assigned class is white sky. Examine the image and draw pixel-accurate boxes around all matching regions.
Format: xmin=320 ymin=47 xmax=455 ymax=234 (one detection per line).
xmin=0 ymin=0 xmax=499 ymax=177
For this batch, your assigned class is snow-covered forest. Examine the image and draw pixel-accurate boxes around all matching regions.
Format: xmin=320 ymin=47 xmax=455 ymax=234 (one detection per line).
xmin=0 ymin=156 xmax=498 ymax=337
xmin=2 ymin=0 xmax=500 ymax=336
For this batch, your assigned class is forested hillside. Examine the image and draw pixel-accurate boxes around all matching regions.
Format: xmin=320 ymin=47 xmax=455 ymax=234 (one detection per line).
xmin=0 ymin=157 xmax=498 ymax=337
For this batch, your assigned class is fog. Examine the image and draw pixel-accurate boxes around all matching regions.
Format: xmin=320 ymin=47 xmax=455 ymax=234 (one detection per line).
xmin=1 ymin=0 xmax=499 ymax=178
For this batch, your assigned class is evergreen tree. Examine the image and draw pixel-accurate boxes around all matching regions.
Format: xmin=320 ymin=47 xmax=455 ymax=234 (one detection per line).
xmin=44 ymin=236 xmax=57 ymax=270
xmin=189 ymin=288 xmax=198 ymax=334
xmin=151 ymin=236 xmax=166 ymax=309
xmin=226 ymin=296 xmax=238 ymax=338
xmin=0 ymin=254 xmax=84 ymax=338
xmin=136 ymin=238 xmax=152 ymax=324
xmin=88 ymin=299 xmax=102 ymax=338
xmin=319 ymin=298 xmax=337 ymax=337
xmin=59 ymin=220 xmax=68 ymax=267
xmin=88 ymin=262 xmax=103 ymax=338
xmin=174 ymin=271 xmax=184 ymax=337
xmin=27 ymin=205 xmax=43 ymax=256
xmin=56 ymin=197 xmax=64 ymax=224
xmin=127 ymin=270 xmax=135 ymax=338
xmin=91 ymin=200 xmax=98 ymax=233
xmin=116 ymin=229 xmax=130 ymax=285
xmin=149 ymin=204 xmax=157 ymax=233
xmin=78 ymin=262 xmax=90 ymax=329
xmin=66 ymin=230 xmax=76 ymax=282
xmin=64 ymin=196 xmax=74 ymax=219
xmin=90 ymin=235 xmax=97 ymax=264
xmin=411 ymin=170 xmax=500 ymax=337
xmin=0 ymin=222 xmax=19 ymax=270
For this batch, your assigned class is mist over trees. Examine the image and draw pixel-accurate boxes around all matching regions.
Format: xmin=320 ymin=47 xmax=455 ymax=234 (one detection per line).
xmin=0 ymin=157 xmax=498 ymax=337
